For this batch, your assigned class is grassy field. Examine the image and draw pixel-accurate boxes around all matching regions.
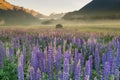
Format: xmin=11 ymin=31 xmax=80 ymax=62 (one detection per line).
xmin=0 ymin=20 xmax=120 ymax=80
xmin=0 ymin=20 xmax=120 ymax=33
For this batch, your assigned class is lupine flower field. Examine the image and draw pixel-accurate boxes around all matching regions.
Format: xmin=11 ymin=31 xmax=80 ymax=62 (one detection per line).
xmin=0 ymin=29 xmax=120 ymax=80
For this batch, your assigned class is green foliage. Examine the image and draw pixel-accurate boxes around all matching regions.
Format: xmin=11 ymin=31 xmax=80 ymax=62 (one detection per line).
xmin=101 ymin=35 xmax=114 ymax=43
xmin=0 ymin=59 xmax=18 ymax=80
xmin=92 ymin=69 xmax=101 ymax=80
xmin=0 ymin=35 xmax=11 ymax=43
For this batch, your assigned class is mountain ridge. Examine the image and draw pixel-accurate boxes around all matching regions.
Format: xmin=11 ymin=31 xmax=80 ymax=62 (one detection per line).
xmin=0 ymin=0 xmax=45 ymax=17
xmin=0 ymin=0 xmax=46 ymax=25
xmin=63 ymin=0 xmax=120 ymax=20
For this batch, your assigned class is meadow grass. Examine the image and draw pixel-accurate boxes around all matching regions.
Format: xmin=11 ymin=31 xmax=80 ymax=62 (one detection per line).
xmin=0 ymin=20 xmax=120 ymax=80
xmin=0 ymin=20 xmax=120 ymax=34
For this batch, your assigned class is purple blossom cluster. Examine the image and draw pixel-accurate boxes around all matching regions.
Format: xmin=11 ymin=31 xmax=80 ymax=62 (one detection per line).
xmin=0 ymin=30 xmax=120 ymax=80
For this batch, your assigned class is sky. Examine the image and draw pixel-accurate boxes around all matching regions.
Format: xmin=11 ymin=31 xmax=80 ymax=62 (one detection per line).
xmin=6 ymin=0 xmax=92 ymax=16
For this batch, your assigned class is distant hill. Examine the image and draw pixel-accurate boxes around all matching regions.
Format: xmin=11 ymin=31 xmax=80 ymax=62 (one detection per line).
xmin=63 ymin=0 xmax=120 ymax=20
xmin=0 ymin=0 xmax=45 ymax=25
xmin=48 ymin=13 xmax=65 ymax=19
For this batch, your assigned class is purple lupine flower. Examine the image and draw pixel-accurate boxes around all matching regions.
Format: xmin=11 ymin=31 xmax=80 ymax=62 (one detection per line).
xmin=9 ymin=45 xmax=14 ymax=62
xmin=47 ymin=45 xmax=54 ymax=80
xmin=64 ymin=51 xmax=71 ymax=62
xmin=17 ymin=38 xmax=20 ymax=49
xmin=114 ymin=69 xmax=119 ymax=80
xmin=111 ymin=57 xmax=117 ymax=75
xmin=84 ymin=75 xmax=90 ymax=80
xmin=53 ymin=38 xmax=57 ymax=63
xmin=74 ymin=59 xmax=81 ymax=80
xmin=94 ymin=47 xmax=100 ymax=73
xmin=36 ymin=68 xmax=42 ymax=80
xmin=18 ymin=59 xmax=24 ymax=80
xmin=102 ymin=53 xmax=107 ymax=66
xmin=116 ymin=36 xmax=120 ymax=67
xmin=58 ymin=71 xmax=63 ymax=80
xmin=73 ymin=48 xmax=78 ymax=79
xmin=56 ymin=46 xmax=62 ymax=71
xmin=30 ymin=66 xmax=35 ymax=80
xmin=88 ymin=38 xmax=96 ymax=55
xmin=41 ymin=47 xmax=47 ymax=73
xmin=89 ymin=55 xmax=93 ymax=79
xmin=78 ymin=53 xmax=84 ymax=68
xmin=84 ymin=60 xmax=91 ymax=80
xmin=102 ymin=61 xmax=110 ymax=80
xmin=80 ymin=38 xmax=84 ymax=46
xmin=36 ymin=46 xmax=44 ymax=72
xmin=73 ymin=52 xmax=83 ymax=79
xmin=6 ymin=47 xmax=10 ymax=58
xmin=63 ymin=40 xmax=67 ymax=53
xmin=16 ymin=49 xmax=21 ymax=59
xmin=82 ymin=45 xmax=87 ymax=58
xmin=42 ymin=57 xmax=46 ymax=73
xmin=106 ymin=48 xmax=114 ymax=74
xmin=68 ymin=43 xmax=72 ymax=65
xmin=63 ymin=58 xmax=69 ymax=80
xmin=68 ymin=43 xmax=72 ymax=55
xmin=22 ymin=45 xmax=26 ymax=67
xmin=73 ymin=48 xmax=78 ymax=70
xmin=19 ymin=54 xmax=24 ymax=67
xmin=13 ymin=38 xmax=16 ymax=48
xmin=76 ymin=38 xmax=81 ymax=48
xmin=36 ymin=46 xmax=42 ymax=70
xmin=0 ymin=41 xmax=5 ymax=68
xmin=43 ymin=47 xmax=48 ymax=72
xmin=41 ymin=53 xmax=46 ymax=72
xmin=72 ymin=36 xmax=76 ymax=44
xmin=31 ymin=47 xmax=39 ymax=72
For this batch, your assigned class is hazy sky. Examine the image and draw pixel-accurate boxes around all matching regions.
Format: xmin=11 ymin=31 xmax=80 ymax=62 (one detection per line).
xmin=7 ymin=0 xmax=92 ymax=15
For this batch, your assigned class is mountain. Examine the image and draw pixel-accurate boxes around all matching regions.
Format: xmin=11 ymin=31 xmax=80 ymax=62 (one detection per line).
xmin=0 ymin=0 xmax=44 ymax=25
xmin=48 ymin=13 xmax=65 ymax=19
xmin=63 ymin=0 xmax=120 ymax=20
